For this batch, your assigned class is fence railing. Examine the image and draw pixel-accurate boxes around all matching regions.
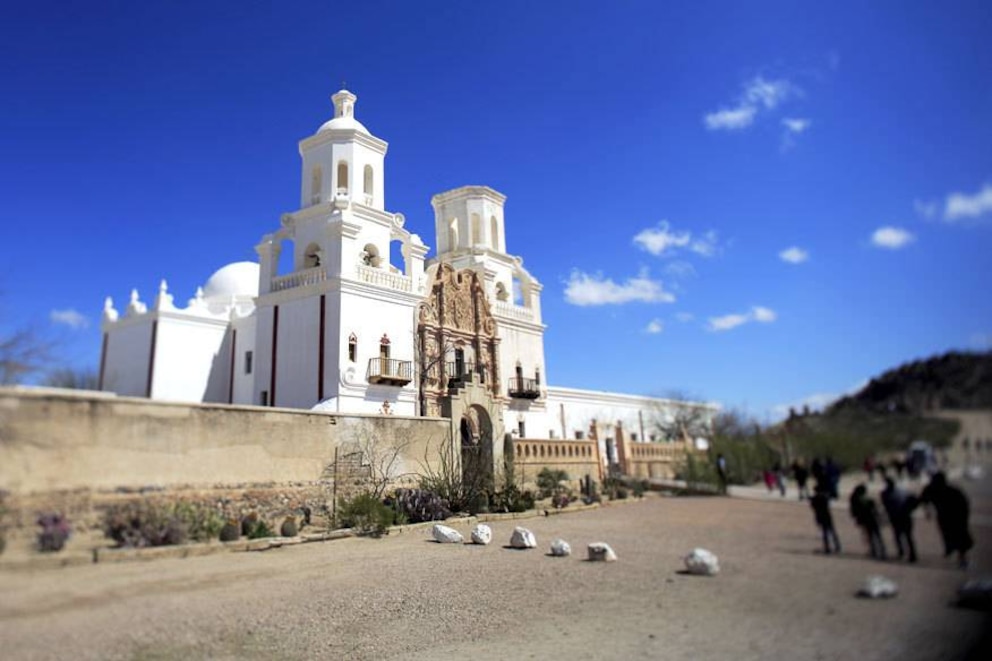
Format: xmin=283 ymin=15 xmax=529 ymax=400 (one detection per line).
xmin=270 ymin=266 xmax=328 ymax=292
xmin=366 ymin=358 xmax=413 ymax=386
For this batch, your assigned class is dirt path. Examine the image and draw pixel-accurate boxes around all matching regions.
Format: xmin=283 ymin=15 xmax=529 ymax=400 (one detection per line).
xmin=1 ymin=490 xmax=990 ymax=660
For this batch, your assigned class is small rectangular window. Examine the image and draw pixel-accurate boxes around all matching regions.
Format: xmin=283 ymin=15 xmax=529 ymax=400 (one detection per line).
xmin=348 ymin=341 xmax=357 ymax=363
xmin=518 ymin=421 xmax=526 ymax=437
xmin=260 ymin=390 xmax=269 ymax=406
xmin=575 ymin=431 xmax=585 ymax=440
xmin=244 ymin=350 xmax=253 ymax=375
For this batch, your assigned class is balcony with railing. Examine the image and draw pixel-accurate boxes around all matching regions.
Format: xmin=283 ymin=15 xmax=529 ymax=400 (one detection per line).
xmin=493 ymin=301 xmax=535 ymax=322
xmin=355 ymin=264 xmax=414 ymax=293
xmin=446 ymin=361 xmax=486 ymax=387
xmin=367 ymin=357 xmax=413 ymax=386
xmin=507 ymin=376 xmax=541 ymax=399
xmin=270 ymin=266 xmax=328 ymax=292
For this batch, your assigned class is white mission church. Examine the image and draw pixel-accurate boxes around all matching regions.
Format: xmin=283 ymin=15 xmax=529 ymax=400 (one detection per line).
xmin=98 ymin=90 xmax=712 ymax=464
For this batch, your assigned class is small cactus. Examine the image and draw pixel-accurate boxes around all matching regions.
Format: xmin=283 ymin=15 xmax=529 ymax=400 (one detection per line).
xmin=280 ymin=516 xmax=298 ymax=538
xmin=219 ymin=519 xmax=240 ymax=542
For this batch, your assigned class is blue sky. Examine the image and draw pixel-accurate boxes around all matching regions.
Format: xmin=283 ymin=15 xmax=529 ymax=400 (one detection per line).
xmin=1 ymin=1 xmax=990 ymax=420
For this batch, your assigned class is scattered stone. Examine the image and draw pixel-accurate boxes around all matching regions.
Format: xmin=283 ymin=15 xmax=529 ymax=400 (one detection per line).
xmin=470 ymin=524 xmax=492 ymax=545
xmin=957 ymin=577 xmax=992 ymax=611
xmin=432 ymin=524 xmax=463 ymax=544
xmin=550 ymin=538 xmax=571 ymax=557
xmin=857 ymin=575 xmax=898 ymax=599
xmin=683 ymin=548 xmax=719 ymax=575
xmin=510 ymin=526 xmax=537 ymax=549
xmin=587 ymin=542 xmax=617 ymax=562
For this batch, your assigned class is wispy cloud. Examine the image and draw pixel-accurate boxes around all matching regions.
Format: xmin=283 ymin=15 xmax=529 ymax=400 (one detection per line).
xmin=50 ymin=308 xmax=89 ymax=330
xmin=704 ymin=76 xmax=797 ymax=132
xmin=664 ymin=261 xmax=697 ymax=279
xmin=675 ymin=312 xmax=695 ymax=323
xmin=707 ymin=305 xmax=777 ymax=332
xmin=564 ymin=270 xmax=676 ymax=306
xmin=779 ymin=246 xmax=809 ymax=264
xmin=644 ymin=319 xmax=664 ymax=334
xmin=634 ymin=222 xmax=721 ymax=258
xmin=870 ymin=226 xmax=915 ymax=250
xmin=780 ymin=117 xmax=812 ymax=151
xmin=770 ymin=378 xmax=867 ymax=421
xmin=944 ymin=182 xmax=992 ymax=223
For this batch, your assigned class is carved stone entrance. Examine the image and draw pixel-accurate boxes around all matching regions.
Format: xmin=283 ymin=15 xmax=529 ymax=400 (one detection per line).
xmin=419 ymin=263 xmax=505 ymax=487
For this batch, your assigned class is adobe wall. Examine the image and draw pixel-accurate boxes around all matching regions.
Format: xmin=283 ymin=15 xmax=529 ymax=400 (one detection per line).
xmin=0 ymin=387 xmax=451 ymax=495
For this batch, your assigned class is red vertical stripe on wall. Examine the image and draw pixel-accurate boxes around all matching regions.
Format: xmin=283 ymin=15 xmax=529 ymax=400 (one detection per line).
xmin=318 ymin=295 xmax=326 ymax=402
xmin=270 ymin=306 xmax=279 ymax=407
xmin=146 ymin=321 xmax=158 ymax=398
xmin=98 ymin=333 xmax=108 ymax=391
xmin=228 ymin=329 xmax=237 ymax=404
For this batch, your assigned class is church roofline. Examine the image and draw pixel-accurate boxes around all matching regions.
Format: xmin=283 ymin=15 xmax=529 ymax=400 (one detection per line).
xmin=298 ymin=128 xmax=388 ymax=155
xmin=430 ymin=185 xmax=506 ymax=206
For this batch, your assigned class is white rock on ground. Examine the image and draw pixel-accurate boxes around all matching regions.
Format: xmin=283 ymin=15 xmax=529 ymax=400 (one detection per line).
xmin=432 ymin=524 xmax=464 ymax=544
xmin=550 ymin=539 xmax=571 ymax=557
xmin=509 ymin=527 xmax=537 ymax=549
xmin=684 ymin=548 xmax=719 ymax=575
xmin=470 ymin=524 xmax=492 ymax=545
xmin=587 ymin=542 xmax=617 ymax=562
xmin=858 ymin=575 xmax=898 ymax=599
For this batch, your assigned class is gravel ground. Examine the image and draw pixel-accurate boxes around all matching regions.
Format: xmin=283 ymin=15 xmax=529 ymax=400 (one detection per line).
xmin=1 ymin=489 xmax=990 ymax=660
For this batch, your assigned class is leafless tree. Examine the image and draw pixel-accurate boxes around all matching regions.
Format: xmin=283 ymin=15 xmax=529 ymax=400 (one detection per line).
xmin=353 ymin=431 xmax=415 ymax=499
xmin=651 ymin=390 xmax=714 ymax=442
xmin=43 ymin=367 xmax=99 ymax=390
xmin=0 ymin=326 xmax=55 ymax=385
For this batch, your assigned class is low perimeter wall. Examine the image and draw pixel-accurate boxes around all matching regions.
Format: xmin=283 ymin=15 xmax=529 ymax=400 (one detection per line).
xmin=0 ymin=387 xmax=451 ymax=495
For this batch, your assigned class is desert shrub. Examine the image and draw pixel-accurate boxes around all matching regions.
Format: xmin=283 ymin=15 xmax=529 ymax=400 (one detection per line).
xmin=632 ymin=480 xmax=648 ymax=498
xmin=37 ymin=512 xmax=71 ymax=552
xmin=490 ymin=484 xmax=535 ymax=513
xmin=280 ymin=516 xmax=298 ymax=538
xmin=675 ymin=453 xmax=720 ymax=494
xmin=602 ymin=476 xmax=624 ymax=500
xmin=246 ymin=519 xmax=274 ymax=539
xmin=337 ymin=493 xmax=397 ymax=536
xmin=388 ymin=488 xmax=451 ymax=524
xmin=102 ymin=500 xmax=223 ymax=548
xmin=536 ymin=468 xmax=569 ymax=499
xmin=219 ymin=519 xmax=240 ymax=542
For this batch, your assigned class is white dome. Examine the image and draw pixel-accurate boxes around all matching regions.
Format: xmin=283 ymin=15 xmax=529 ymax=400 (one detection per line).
xmin=202 ymin=261 xmax=260 ymax=300
xmin=317 ymin=115 xmax=369 ymax=134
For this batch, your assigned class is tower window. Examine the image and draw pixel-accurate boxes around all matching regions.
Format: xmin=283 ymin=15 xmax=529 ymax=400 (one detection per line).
xmin=363 ymin=165 xmax=373 ymax=198
xmin=490 ymin=216 xmax=499 ymax=250
xmin=535 ymin=367 xmax=541 ymax=386
xmin=348 ymin=334 xmax=357 ymax=363
xmin=471 ymin=213 xmax=481 ymax=245
xmin=310 ymin=165 xmax=322 ymax=205
xmin=244 ymin=350 xmax=253 ymax=375
xmin=336 ymin=161 xmax=349 ymax=194
xmin=447 ymin=220 xmax=458 ymax=252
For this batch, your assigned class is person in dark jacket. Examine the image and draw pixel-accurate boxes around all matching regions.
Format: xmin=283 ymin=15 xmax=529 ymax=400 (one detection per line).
xmin=811 ymin=483 xmax=841 ymax=554
xmin=792 ymin=459 xmax=810 ymax=501
xmin=850 ymin=484 xmax=886 ymax=559
xmin=880 ymin=477 xmax=918 ymax=562
xmin=920 ymin=472 xmax=974 ymax=569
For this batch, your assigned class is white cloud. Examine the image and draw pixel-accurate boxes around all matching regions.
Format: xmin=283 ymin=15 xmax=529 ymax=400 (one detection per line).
xmin=564 ymin=270 xmax=676 ymax=307
xmin=675 ymin=312 xmax=695 ymax=323
xmin=704 ymin=105 xmax=757 ymax=131
xmin=751 ymin=306 xmax=777 ymax=323
xmin=770 ymin=378 xmax=867 ymax=421
xmin=690 ymin=230 xmax=720 ymax=257
xmin=704 ymin=76 xmax=797 ymax=132
xmin=944 ymin=182 xmax=992 ymax=223
xmin=645 ymin=319 xmax=664 ymax=334
xmin=633 ymin=221 xmax=691 ymax=256
xmin=634 ymin=222 xmax=720 ymax=258
xmin=870 ymin=226 xmax=915 ymax=250
xmin=707 ymin=305 xmax=777 ymax=332
xmin=914 ymin=199 xmax=938 ymax=219
xmin=781 ymin=117 xmax=811 ymax=133
xmin=779 ymin=246 xmax=809 ymax=264
xmin=50 ymin=308 xmax=89 ymax=330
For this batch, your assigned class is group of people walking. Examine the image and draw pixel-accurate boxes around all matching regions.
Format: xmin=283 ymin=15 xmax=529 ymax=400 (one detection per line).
xmin=808 ymin=465 xmax=974 ymax=568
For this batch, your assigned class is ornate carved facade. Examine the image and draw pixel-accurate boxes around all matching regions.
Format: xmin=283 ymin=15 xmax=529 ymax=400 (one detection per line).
xmin=416 ymin=263 xmax=501 ymax=417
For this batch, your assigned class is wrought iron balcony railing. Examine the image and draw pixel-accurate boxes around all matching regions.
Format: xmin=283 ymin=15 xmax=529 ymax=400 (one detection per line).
xmin=507 ymin=376 xmax=541 ymax=399
xmin=367 ymin=358 xmax=413 ymax=386
xmin=446 ymin=361 xmax=486 ymax=386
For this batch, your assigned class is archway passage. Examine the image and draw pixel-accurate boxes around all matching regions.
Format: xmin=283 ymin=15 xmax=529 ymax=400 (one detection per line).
xmin=460 ymin=404 xmax=494 ymax=497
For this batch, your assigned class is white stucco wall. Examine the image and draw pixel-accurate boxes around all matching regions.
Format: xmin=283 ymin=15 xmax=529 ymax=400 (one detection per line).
xmin=151 ymin=314 xmax=230 ymax=402
xmin=101 ymin=319 xmax=153 ymax=397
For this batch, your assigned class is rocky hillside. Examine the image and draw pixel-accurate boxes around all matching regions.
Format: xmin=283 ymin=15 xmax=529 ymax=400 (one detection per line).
xmin=829 ymin=351 xmax=992 ymax=415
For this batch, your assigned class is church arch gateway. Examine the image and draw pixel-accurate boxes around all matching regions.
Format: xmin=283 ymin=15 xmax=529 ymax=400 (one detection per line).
xmin=417 ymin=263 xmax=505 ymax=488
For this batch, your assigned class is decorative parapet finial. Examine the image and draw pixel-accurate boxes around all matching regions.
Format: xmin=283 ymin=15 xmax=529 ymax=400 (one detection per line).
xmin=102 ymin=296 xmax=119 ymax=323
xmin=153 ymin=279 xmax=176 ymax=311
xmin=332 ymin=89 xmax=357 ymax=118
xmin=125 ymin=289 xmax=147 ymax=317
